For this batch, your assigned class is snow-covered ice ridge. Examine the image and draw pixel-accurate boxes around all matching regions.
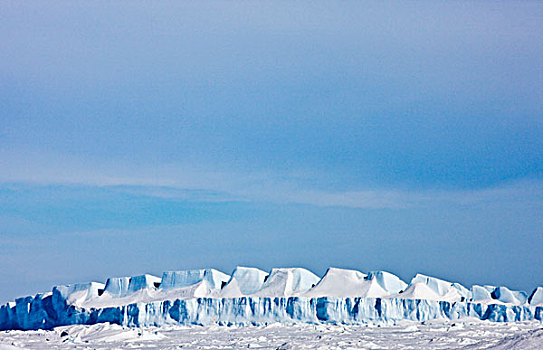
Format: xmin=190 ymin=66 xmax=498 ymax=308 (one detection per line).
xmin=2 ymin=267 xmax=543 ymax=330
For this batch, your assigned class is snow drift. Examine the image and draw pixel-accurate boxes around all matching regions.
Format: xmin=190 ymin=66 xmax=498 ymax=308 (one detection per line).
xmin=1 ymin=266 xmax=542 ymax=330
xmin=219 ymin=267 xmax=268 ymax=297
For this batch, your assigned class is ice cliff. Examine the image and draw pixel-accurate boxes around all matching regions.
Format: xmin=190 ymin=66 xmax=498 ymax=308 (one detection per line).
xmin=1 ymin=267 xmax=542 ymax=330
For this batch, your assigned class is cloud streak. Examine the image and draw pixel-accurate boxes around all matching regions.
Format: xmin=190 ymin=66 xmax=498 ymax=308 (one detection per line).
xmin=2 ymin=149 xmax=541 ymax=210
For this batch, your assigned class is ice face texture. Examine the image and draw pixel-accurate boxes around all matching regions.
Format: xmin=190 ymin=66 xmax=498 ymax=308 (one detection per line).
xmin=220 ymin=267 xmax=268 ymax=297
xmin=1 ymin=267 xmax=542 ymax=330
xmin=253 ymin=268 xmax=320 ymax=297
xmin=103 ymin=277 xmax=130 ymax=297
xmin=127 ymin=275 xmax=161 ymax=294
xmin=366 ymin=271 xmax=408 ymax=294
xmin=54 ymin=282 xmax=105 ymax=305
xmin=160 ymin=269 xmax=230 ymax=291
xmin=529 ymin=287 xmax=543 ymax=306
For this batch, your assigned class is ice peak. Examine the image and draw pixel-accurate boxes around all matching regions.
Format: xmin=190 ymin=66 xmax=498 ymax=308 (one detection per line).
xmin=220 ymin=267 xmax=268 ymax=297
xmin=304 ymin=267 xmax=366 ymax=298
xmin=366 ymin=271 xmax=407 ymax=294
xmin=254 ymin=267 xmax=320 ymax=297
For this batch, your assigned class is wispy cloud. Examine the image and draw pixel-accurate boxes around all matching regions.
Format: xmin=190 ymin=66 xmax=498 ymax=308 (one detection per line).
xmin=2 ymin=149 xmax=541 ymax=210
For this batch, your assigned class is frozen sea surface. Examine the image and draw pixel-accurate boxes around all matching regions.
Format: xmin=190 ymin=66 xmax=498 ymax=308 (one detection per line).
xmin=1 ymin=320 xmax=542 ymax=349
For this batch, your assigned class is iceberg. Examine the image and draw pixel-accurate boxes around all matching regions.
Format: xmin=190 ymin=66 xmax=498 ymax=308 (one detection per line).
xmin=471 ymin=285 xmax=529 ymax=305
xmin=529 ymin=287 xmax=543 ymax=306
xmin=81 ymin=269 xmax=230 ymax=309
xmin=303 ymin=268 xmax=367 ymax=298
xmin=472 ymin=285 xmax=494 ymax=301
xmin=1 ymin=267 xmax=542 ymax=331
xmin=156 ymin=269 xmax=230 ymax=300
xmin=219 ymin=267 xmax=268 ymax=297
xmin=160 ymin=269 xmax=229 ymax=290
xmin=253 ymin=268 xmax=320 ymax=297
xmin=409 ymin=274 xmax=470 ymax=302
xmin=103 ymin=277 xmax=130 ymax=297
xmin=302 ymin=267 xmax=401 ymax=298
xmin=54 ymin=282 xmax=105 ymax=305
xmin=365 ymin=271 xmax=407 ymax=294
xmin=392 ymin=282 xmax=442 ymax=301
xmin=492 ymin=286 xmax=526 ymax=304
xmin=127 ymin=275 xmax=161 ymax=294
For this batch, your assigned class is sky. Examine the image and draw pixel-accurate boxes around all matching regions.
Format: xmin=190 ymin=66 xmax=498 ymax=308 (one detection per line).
xmin=1 ymin=0 xmax=542 ymax=303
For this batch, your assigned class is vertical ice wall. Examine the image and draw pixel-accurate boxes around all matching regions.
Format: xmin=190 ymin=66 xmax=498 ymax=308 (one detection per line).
xmin=160 ymin=269 xmax=229 ymax=290
xmin=103 ymin=277 xmax=130 ymax=297
xmin=1 ymin=267 xmax=543 ymax=330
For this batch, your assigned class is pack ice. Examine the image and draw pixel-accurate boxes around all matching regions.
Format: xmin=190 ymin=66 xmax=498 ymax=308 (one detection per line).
xmin=1 ymin=267 xmax=542 ymax=330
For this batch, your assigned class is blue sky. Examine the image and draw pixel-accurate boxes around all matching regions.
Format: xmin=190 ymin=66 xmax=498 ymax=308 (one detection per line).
xmin=1 ymin=0 xmax=542 ymax=302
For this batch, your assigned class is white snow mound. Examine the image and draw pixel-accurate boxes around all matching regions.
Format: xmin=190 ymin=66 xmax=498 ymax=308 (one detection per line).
xmin=366 ymin=271 xmax=408 ymax=294
xmin=304 ymin=267 xmax=368 ymax=298
xmin=220 ymin=266 xmax=268 ymax=297
xmin=253 ymin=268 xmax=320 ymax=297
